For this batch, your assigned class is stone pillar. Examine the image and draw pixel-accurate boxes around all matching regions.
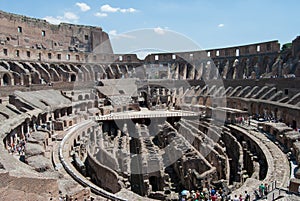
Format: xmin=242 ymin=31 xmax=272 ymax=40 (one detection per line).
xmin=167 ymin=64 xmax=172 ymax=79
xmin=190 ymin=64 xmax=195 ymax=80
xmin=20 ymin=74 xmax=24 ymax=85
xmin=28 ymin=74 xmax=32 ymax=85
xmin=223 ymin=61 xmax=229 ymax=79
xmin=205 ymin=61 xmax=211 ymax=80
xmin=21 ymin=124 xmax=25 ymax=139
xmin=196 ymin=62 xmax=203 ymax=80
xmin=27 ymin=123 xmax=30 ymax=135
xmin=182 ymin=64 xmax=187 ymax=80
xmin=10 ymin=136 xmax=13 ymax=146
xmin=232 ymin=59 xmax=239 ymax=79
xmin=175 ymin=63 xmax=179 ymax=79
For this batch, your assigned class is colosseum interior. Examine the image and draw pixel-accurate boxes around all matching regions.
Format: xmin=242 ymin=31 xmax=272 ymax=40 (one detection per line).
xmin=0 ymin=10 xmax=300 ymax=201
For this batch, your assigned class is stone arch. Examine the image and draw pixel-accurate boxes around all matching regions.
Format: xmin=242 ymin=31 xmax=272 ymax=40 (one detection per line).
xmin=12 ymin=72 xmax=21 ymax=85
xmin=240 ymin=58 xmax=248 ymax=78
xmin=85 ymin=65 xmax=94 ymax=81
xmin=226 ymin=59 xmax=235 ymax=79
xmin=80 ymin=65 xmax=91 ymax=81
xmin=248 ymin=56 xmax=259 ymax=77
xmin=119 ymin=65 xmax=128 ymax=78
xmin=70 ymin=74 xmax=76 ymax=82
xmin=220 ymin=59 xmax=229 ymax=79
xmin=149 ymin=176 xmax=159 ymax=191
xmin=2 ymin=73 xmax=12 ymax=86
xmin=262 ymin=56 xmax=271 ymax=75
xmin=214 ymin=60 xmax=221 ymax=76
xmin=31 ymin=71 xmax=41 ymax=84
xmin=93 ymin=64 xmax=106 ymax=80
xmin=43 ymin=64 xmax=60 ymax=82
xmin=31 ymin=63 xmax=51 ymax=83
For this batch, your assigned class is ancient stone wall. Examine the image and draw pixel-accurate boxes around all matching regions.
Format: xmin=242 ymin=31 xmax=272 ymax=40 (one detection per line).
xmin=85 ymin=152 xmax=122 ymax=193
xmin=0 ymin=10 xmax=112 ymax=62
xmin=292 ymin=36 xmax=300 ymax=59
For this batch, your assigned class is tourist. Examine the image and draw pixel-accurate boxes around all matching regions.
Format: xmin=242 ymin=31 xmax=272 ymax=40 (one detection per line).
xmin=195 ymin=189 xmax=200 ymax=199
xmin=17 ymin=145 xmax=22 ymax=155
xmin=233 ymin=194 xmax=239 ymax=201
xmin=211 ymin=193 xmax=217 ymax=201
xmin=244 ymin=191 xmax=250 ymax=201
xmin=200 ymin=192 xmax=205 ymax=200
xmin=239 ymin=194 xmax=243 ymax=201
xmin=191 ymin=190 xmax=196 ymax=199
xmin=259 ymin=183 xmax=265 ymax=197
xmin=211 ymin=188 xmax=216 ymax=195
xmin=264 ymin=183 xmax=268 ymax=195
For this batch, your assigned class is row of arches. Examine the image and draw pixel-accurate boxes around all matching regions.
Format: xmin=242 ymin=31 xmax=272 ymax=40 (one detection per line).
xmin=0 ymin=61 xmax=140 ymax=86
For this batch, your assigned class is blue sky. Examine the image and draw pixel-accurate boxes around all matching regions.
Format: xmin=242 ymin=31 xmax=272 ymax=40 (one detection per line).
xmin=0 ymin=0 xmax=299 ymax=53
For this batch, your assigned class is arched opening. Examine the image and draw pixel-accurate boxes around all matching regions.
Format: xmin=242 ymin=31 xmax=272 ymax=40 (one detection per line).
xmin=139 ymin=91 xmax=148 ymax=108
xmin=292 ymin=120 xmax=297 ymax=130
xmin=149 ymin=176 xmax=159 ymax=191
xmin=3 ymin=73 xmax=11 ymax=86
xmin=70 ymin=74 xmax=76 ymax=82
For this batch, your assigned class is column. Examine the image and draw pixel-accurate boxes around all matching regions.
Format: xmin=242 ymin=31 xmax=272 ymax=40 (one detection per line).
xmin=190 ymin=64 xmax=195 ymax=80
xmin=21 ymin=124 xmax=25 ymax=139
xmin=174 ymin=63 xmax=179 ymax=79
xmin=182 ymin=64 xmax=187 ymax=80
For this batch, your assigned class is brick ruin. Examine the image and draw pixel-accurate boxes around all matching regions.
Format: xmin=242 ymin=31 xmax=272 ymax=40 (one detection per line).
xmin=0 ymin=10 xmax=300 ymax=200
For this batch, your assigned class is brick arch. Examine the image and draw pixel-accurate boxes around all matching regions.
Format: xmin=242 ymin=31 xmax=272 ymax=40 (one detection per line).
xmin=12 ymin=72 xmax=22 ymax=85
xmin=85 ymin=65 xmax=95 ymax=81
xmin=31 ymin=63 xmax=51 ymax=84
xmin=70 ymin=73 xmax=76 ymax=82
xmin=2 ymin=73 xmax=13 ymax=86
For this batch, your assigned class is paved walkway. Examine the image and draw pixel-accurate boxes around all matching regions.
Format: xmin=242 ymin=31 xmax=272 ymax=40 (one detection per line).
xmin=94 ymin=109 xmax=199 ymax=121
xmin=229 ymin=123 xmax=291 ymax=200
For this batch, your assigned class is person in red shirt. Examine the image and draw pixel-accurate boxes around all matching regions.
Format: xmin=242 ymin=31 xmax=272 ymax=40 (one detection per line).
xmin=211 ymin=193 xmax=218 ymax=201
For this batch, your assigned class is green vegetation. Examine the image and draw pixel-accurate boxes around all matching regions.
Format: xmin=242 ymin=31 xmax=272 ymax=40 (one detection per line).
xmin=281 ymin=43 xmax=292 ymax=51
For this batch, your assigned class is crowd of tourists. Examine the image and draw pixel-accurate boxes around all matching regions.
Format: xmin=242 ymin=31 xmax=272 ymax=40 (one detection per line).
xmin=7 ymin=138 xmax=26 ymax=155
xmin=178 ymin=187 xmax=251 ymax=201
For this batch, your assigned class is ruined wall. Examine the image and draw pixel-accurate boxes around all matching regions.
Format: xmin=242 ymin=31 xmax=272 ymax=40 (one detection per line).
xmin=0 ymin=10 xmax=112 ymax=62
xmin=85 ymin=152 xmax=122 ymax=193
xmin=292 ymin=36 xmax=300 ymax=59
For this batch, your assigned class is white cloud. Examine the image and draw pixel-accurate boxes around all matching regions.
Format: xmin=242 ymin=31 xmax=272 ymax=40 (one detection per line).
xmin=108 ymin=30 xmax=135 ymax=39
xmin=101 ymin=4 xmax=120 ymax=13
xmin=109 ymin=30 xmax=118 ymax=36
xmin=76 ymin=2 xmax=91 ymax=12
xmin=154 ymin=27 xmax=167 ymax=35
xmin=100 ymin=4 xmax=137 ymax=14
xmin=218 ymin=23 xmax=225 ymax=28
xmin=64 ymin=12 xmax=79 ymax=21
xmin=43 ymin=16 xmax=64 ymax=25
xmin=94 ymin=12 xmax=107 ymax=17
xmin=120 ymin=8 xmax=137 ymax=13
xmin=43 ymin=12 xmax=79 ymax=25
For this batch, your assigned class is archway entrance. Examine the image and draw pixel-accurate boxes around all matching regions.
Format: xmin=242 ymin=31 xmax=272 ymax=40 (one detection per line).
xmin=3 ymin=73 xmax=11 ymax=86
xmin=149 ymin=176 xmax=159 ymax=191
xmin=70 ymin=74 xmax=76 ymax=82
